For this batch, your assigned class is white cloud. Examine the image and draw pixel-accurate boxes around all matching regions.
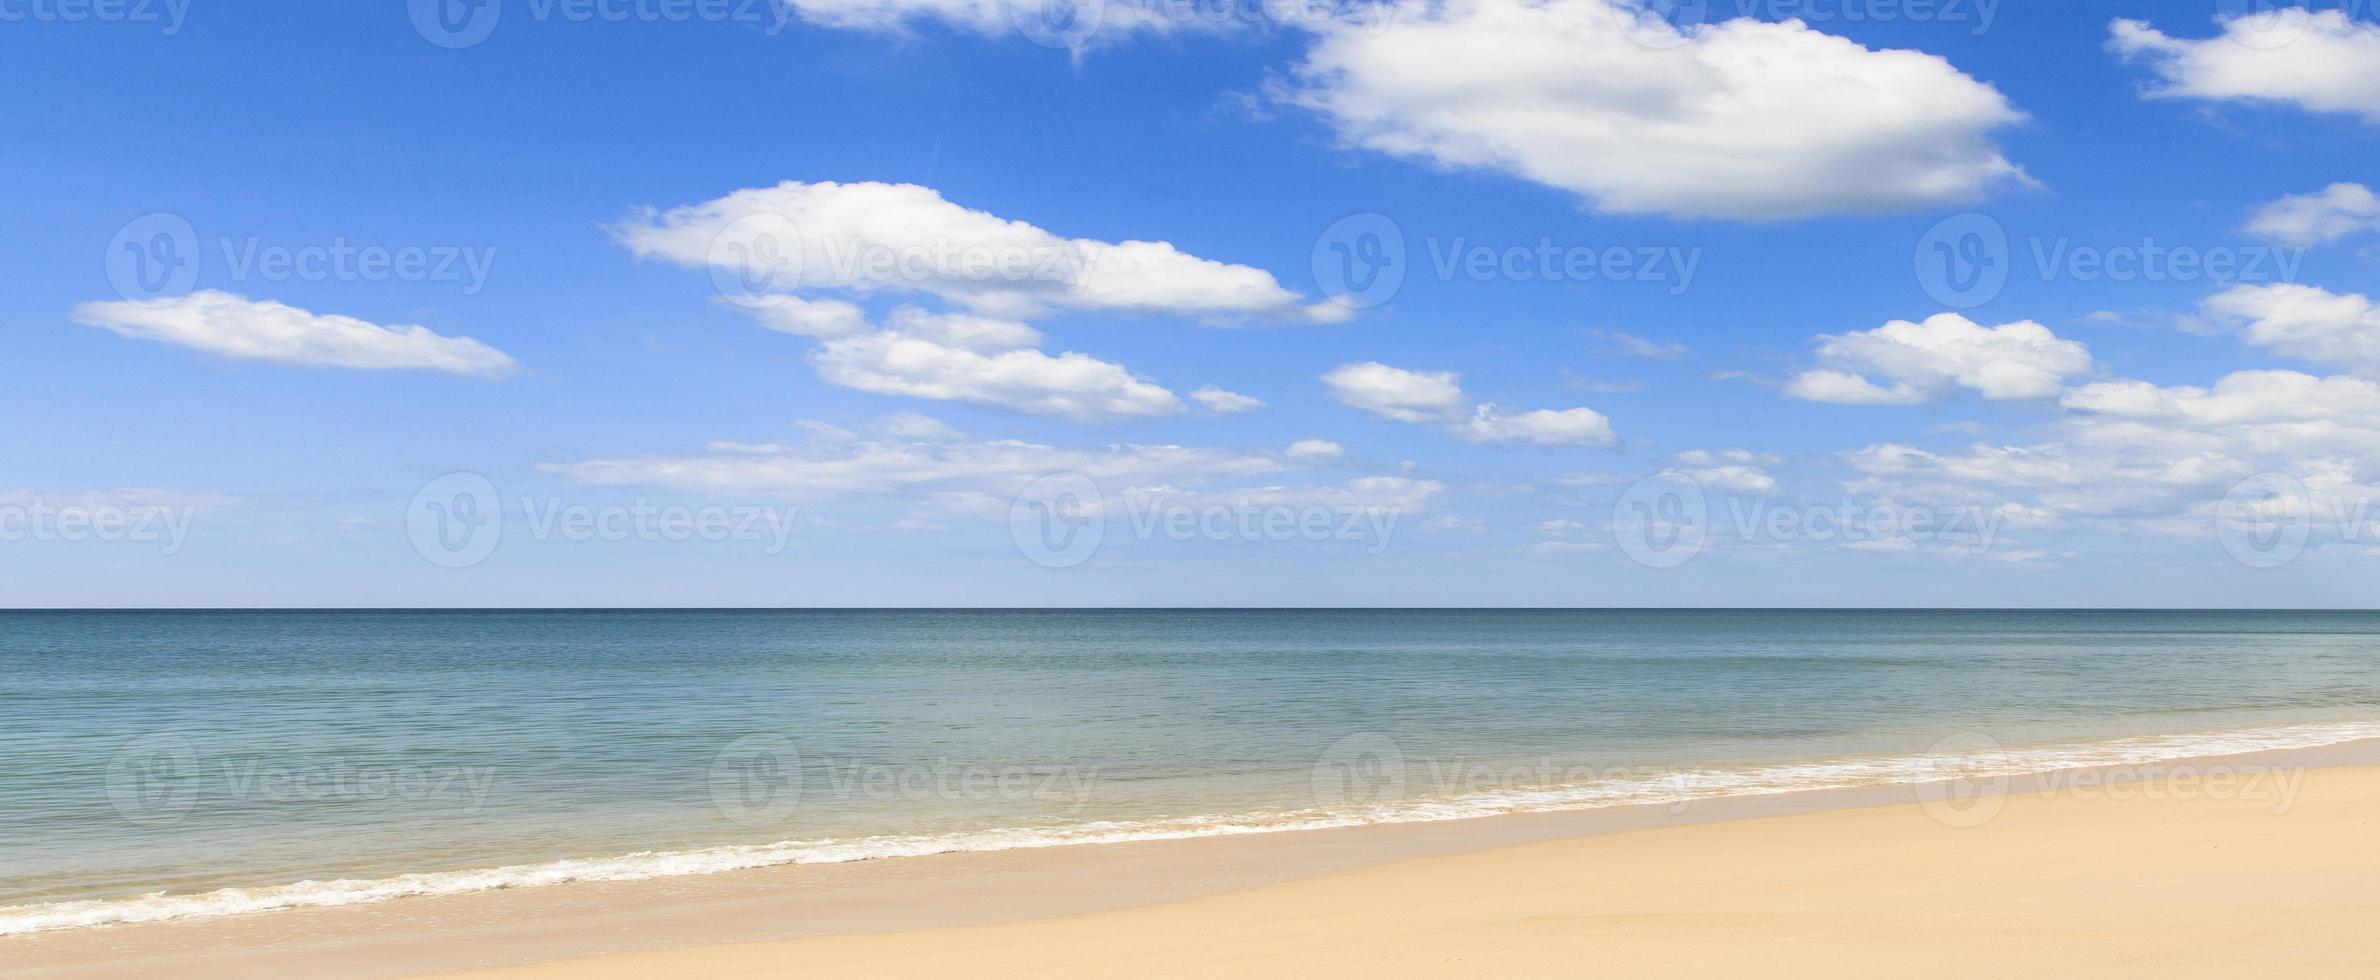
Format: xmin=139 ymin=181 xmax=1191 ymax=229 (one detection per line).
xmin=1782 ymin=369 xmax=1926 ymax=406
xmin=71 ymin=290 xmax=516 ymax=378
xmin=732 ymin=299 xmax=1190 ymax=423
xmin=1322 ymin=362 xmax=1470 ymax=423
xmin=809 ymin=312 xmax=1183 ymax=423
xmin=1325 ymin=362 xmax=1617 ymax=446
xmin=1784 ymin=313 xmax=2091 ymax=404
xmin=747 ymin=295 xmax=872 ymax=338
xmin=1191 ymin=386 xmax=1266 ymax=413
xmin=615 ymin=180 xmax=1342 ymax=322
xmin=1665 ymin=449 xmax=1781 ymax=495
xmin=1671 ymin=464 xmax=1777 ymax=495
xmin=2062 ymin=368 xmax=2380 ymax=429
xmin=548 ymin=430 xmax=1439 ymax=535
xmin=2202 ymin=283 xmax=2380 ymax=376
xmin=2246 ymin=182 xmax=2380 ymax=245
xmin=1458 ymin=405 xmax=1617 ymax=447
xmin=549 ymin=434 xmax=1287 ymax=502
xmin=1674 ymin=448 xmax=1779 ymax=467
xmin=1284 ymin=0 xmax=2028 ymax=219
xmin=2109 ymin=11 xmax=2380 ymax=123
xmin=1284 ymin=439 xmax=1346 ymax=461
xmin=625 ymin=182 xmax=1346 ymax=422
xmin=879 ymin=306 xmax=1045 ymax=350
xmin=1845 ymin=441 xmax=2224 ymax=490
xmin=1839 ymin=439 xmax=2244 ymax=527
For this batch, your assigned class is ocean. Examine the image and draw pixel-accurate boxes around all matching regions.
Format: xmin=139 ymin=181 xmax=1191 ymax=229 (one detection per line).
xmin=6 ymin=608 xmax=2379 ymax=933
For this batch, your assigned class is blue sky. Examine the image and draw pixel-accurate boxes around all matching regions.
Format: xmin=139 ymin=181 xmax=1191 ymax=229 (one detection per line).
xmin=4 ymin=0 xmax=2379 ymax=606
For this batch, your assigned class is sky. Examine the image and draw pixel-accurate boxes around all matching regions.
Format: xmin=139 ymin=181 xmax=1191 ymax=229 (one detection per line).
xmin=3 ymin=0 xmax=2379 ymax=607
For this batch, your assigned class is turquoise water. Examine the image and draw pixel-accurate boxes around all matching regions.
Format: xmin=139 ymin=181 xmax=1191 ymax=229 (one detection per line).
xmin=6 ymin=609 xmax=2380 ymax=931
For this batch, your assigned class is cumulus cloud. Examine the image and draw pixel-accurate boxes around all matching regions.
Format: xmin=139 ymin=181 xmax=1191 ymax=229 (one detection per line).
xmin=1458 ymin=405 xmax=1617 ymax=447
xmin=1836 ymin=362 xmax=2380 ymax=545
xmin=615 ymin=180 xmax=1341 ymax=322
xmin=2246 ymin=182 xmax=2380 ymax=245
xmin=621 ymin=181 xmax=1344 ymax=421
xmin=1284 ymin=438 xmax=1346 ymax=461
xmin=2062 ymin=369 xmax=2380 ymax=429
xmin=717 ymin=303 xmax=1199 ymax=422
xmin=1283 ymin=0 xmax=2029 ymax=219
xmin=1662 ymin=449 xmax=1779 ymax=494
xmin=1672 ymin=464 xmax=1777 ymax=495
xmin=2201 ymin=283 xmax=2380 ymax=376
xmin=748 ymin=295 xmax=873 ymax=338
xmin=1321 ymin=362 xmax=1471 ymax=423
xmin=1832 ymin=314 xmax=2380 ymax=553
xmin=71 ymin=290 xmax=517 ymax=378
xmin=1784 ymin=313 xmax=2091 ymax=405
xmin=810 ymin=318 xmax=1182 ymax=422
xmin=1324 ymin=362 xmax=1617 ymax=446
xmin=1191 ymin=386 xmax=1266 ymax=413
xmin=2110 ymin=11 xmax=2380 ymax=123
xmin=1782 ymin=369 xmax=1926 ymax=406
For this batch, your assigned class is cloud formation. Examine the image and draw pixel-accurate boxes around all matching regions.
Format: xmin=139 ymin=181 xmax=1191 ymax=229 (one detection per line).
xmin=2202 ymin=283 xmax=2380 ymax=377
xmin=807 ymin=308 xmax=1184 ymax=422
xmin=616 ymin=180 xmax=1343 ymax=322
xmin=72 ymin=290 xmax=517 ymax=378
xmin=1785 ymin=314 xmax=2091 ymax=405
xmin=2110 ymin=11 xmax=2380 ymax=123
xmin=2246 ymin=182 xmax=2380 ymax=245
xmin=1323 ymin=361 xmax=1617 ymax=446
xmin=1285 ymin=0 xmax=2028 ymax=219
xmin=1191 ymin=386 xmax=1266 ymax=413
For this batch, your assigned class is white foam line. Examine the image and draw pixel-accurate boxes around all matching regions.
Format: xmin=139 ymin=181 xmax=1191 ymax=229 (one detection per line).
xmin=7 ymin=719 xmax=2377 ymax=936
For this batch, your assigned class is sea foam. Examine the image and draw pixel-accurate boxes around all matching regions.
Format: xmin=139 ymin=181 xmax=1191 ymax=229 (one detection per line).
xmin=6 ymin=718 xmax=2377 ymax=935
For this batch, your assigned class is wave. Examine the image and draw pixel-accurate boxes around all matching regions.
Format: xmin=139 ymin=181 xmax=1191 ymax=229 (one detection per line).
xmin=7 ymin=718 xmax=2378 ymax=936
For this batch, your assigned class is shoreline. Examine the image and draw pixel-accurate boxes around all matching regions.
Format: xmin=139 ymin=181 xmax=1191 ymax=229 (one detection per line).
xmin=7 ymin=736 xmax=2378 ymax=979
xmin=11 ymin=717 xmax=2380 ymax=937
xmin=442 ymin=754 xmax=2380 ymax=980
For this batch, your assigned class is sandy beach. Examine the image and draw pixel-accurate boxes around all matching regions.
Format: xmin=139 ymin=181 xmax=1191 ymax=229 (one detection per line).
xmin=9 ymin=746 xmax=2378 ymax=980
xmin=437 ymin=761 xmax=2380 ymax=979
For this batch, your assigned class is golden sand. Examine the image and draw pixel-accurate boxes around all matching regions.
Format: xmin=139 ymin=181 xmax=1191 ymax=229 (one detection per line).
xmin=435 ymin=765 xmax=2380 ymax=979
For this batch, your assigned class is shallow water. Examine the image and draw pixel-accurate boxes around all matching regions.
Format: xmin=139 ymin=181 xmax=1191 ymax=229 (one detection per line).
xmin=6 ymin=609 xmax=2379 ymax=932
